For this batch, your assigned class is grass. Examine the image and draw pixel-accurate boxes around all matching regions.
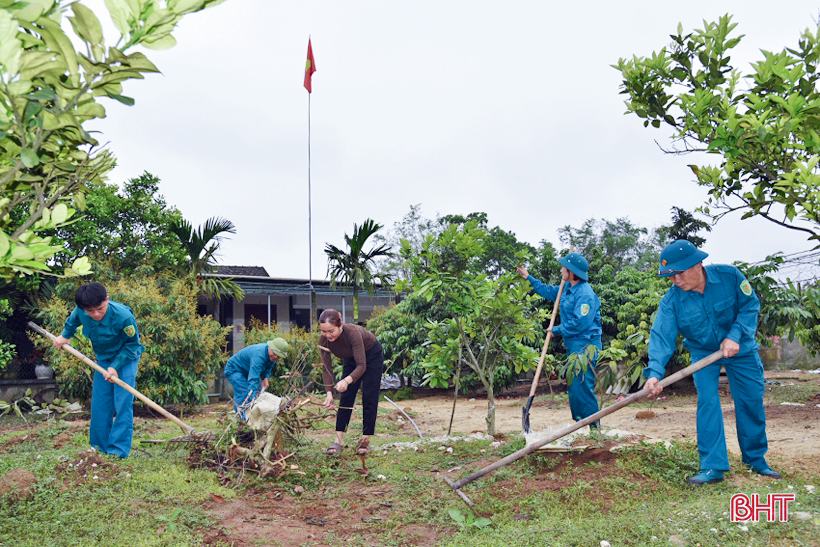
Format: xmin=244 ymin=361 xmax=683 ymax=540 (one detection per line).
xmin=1 ymin=399 xmax=819 ymax=547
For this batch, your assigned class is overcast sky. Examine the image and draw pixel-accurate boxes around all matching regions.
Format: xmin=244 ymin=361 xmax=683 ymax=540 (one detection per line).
xmin=86 ymin=0 xmax=820 ymax=281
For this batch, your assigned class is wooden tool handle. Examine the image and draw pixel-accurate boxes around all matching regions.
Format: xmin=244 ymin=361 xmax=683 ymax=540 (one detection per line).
xmin=28 ymin=321 xmax=193 ymax=434
xmin=527 ymin=277 xmax=566 ymax=398
xmin=452 ymin=349 xmax=725 ymax=490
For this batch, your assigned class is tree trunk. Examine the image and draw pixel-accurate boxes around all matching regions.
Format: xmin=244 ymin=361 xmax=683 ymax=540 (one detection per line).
xmin=353 ymin=285 xmax=359 ymax=323
xmin=485 ymin=380 xmax=495 ymax=436
xmin=447 ymin=342 xmax=462 ymax=436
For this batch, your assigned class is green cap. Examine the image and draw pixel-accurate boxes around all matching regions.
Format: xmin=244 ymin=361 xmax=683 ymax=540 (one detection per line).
xmin=267 ymin=338 xmax=289 ymax=358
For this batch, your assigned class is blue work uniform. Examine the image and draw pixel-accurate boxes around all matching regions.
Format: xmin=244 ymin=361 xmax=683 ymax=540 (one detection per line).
xmin=644 ymin=264 xmax=769 ymax=472
xmin=224 ymin=343 xmax=278 ymax=418
xmin=62 ymin=301 xmax=143 ymax=458
xmin=527 ymin=275 xmax=602 ymax=423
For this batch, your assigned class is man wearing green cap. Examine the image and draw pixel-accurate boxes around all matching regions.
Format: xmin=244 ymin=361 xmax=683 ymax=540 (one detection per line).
xmin=644 ymin=240 xmax=780 ymax=485
xmin=224 ymin=338 xmax=290 ymax=419
xmin=517 ymin=252 xmax=602 ymax=425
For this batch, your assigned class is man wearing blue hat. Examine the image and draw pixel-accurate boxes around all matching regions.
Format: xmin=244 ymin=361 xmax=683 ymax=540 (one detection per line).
xmin=224 ymin=338 xmax=290 ymax=419
xmin=517 ymin=252 xmax=602 ymax=425
xmin=644 ymin=240 xmax=780 ymax=485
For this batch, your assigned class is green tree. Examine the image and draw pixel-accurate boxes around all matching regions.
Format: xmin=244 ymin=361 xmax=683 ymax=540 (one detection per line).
xmin=440 ymin=212 xmax=536 ymax=278
xmin=735 ymin=256 xmax=820 ymax=356
xmin=325 ymin=218 xmax=392 ymax=323
xmin=1 ymin=0 xmax=224 ymax=280
xmin=374 ymin=204 xmax=441 ymax=281
xmin=401 ymin=221 xmax=543 ymax=435
xmin=366 ymin=293 xmax=449 ymax=384
xmin=559 ymin=217 xmax=661 ymax=274
xmin=613 ymin=15 xmax=820 ymax=243
xmin=659 ymin=207 xmax=712 ymax=247
xmin=169 ymin=216 xmax=243 ymax=300
xmin=51 ymin=172 xmax=186 ymax=272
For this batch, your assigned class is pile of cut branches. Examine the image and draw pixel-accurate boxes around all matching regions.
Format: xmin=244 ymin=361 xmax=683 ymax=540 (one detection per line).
xmin=188 ymin=342 xmax=334 ymax=486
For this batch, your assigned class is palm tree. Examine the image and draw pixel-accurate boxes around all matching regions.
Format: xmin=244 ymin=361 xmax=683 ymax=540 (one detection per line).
xmin=325 ymin=219 xmax=392 ymax=322
xmin=169 ymin=216 xmax=244 ymax=300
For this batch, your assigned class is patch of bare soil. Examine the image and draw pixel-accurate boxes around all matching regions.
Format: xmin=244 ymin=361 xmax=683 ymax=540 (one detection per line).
xmin=54 ymin=449 xmax=119 ymax=490
xmin=199 ymin=483 xmax=445 ymax=547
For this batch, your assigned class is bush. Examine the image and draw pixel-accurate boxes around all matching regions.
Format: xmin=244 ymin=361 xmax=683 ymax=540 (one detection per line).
xmin=36 ymin=275 xmax=231 ymax=406
xmin=0 ymin=298 xmax=14 ymax=371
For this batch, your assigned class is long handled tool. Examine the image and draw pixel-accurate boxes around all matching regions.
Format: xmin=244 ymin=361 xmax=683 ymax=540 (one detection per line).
xmin=522 ymin=277 xmax=565 ymax=434
xmin=447 ymin=349 xmax=724 ymax=509
xmin=28 ymin=321 xmax=207 ymax=440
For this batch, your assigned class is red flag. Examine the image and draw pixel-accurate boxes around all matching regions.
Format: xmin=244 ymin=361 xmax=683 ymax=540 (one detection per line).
xmin=304 ymin=39 xmax=316 ymax=93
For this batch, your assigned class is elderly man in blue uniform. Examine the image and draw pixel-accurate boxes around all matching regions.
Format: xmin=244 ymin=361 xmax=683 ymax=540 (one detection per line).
xmin=517 ymin=252 xmax=602 ymax=425
xmin=644 ymin=240 xmax=780 ymax=485
xmin=224 ymin=338 xmax=289 ymax=419
xmin=53 ymin=283 xmax=143 ymax=459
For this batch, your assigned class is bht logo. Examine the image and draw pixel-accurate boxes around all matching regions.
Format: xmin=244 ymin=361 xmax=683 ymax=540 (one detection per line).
xmin=730 ymin=493 xmax=795 ymax=522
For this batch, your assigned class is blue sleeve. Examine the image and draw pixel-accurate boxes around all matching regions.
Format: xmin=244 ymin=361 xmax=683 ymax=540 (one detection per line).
xmin=61 ymin=307 xmax=83 ymax=339
xmin=110 ymin=312 xmax=142 ymax=372
xmin=645 ymin=292 xmax=679 ymax=379
xmin=726 ymin=268 xmax=760 ymax=344
xmin=246 ymin=347 xmax=269 ymax=395
xmin=553 ymin=292 xmax=599 ymax=339
xmin=526 ymin=275 xmax=560 ymax=301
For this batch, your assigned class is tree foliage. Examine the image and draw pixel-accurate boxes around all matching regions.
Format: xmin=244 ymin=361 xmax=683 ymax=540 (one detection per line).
xmin=400 ymin=221 xmax=543 ymax=435
xmin=374 ymin=204 xmax=441 ymax=282
xmin=659 ymin=207 xmax=712 ymax=247
xmin=51 ymin=171 xmax=186 ymax=272
xmin=169 ymin=215 xmax=243 ymax=300
xmin=439 ymin=211 xmax=536 ymax=278
xmin=325 ymin=218 xmax=392 ymax=323
xmin=735 ymin=256 xmax=820 ymax=356
xmin=614 ymin=14 xmax=820 ymax=244
xmin=0 ymin=0 xmax=224 ymax=280
xmin=366 ymin=293 xmax=450 ymax=383
xmin=559 ymin=217 xmax=662 ymax=274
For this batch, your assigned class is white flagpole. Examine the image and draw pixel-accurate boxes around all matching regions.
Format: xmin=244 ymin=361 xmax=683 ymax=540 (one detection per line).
xmin=307 ymin=38 xmax=316 ymax=328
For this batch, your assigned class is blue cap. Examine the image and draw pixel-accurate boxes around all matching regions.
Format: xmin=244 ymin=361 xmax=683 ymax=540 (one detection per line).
xmin=558 ymin=252 xmax=589 ymax=281
xmin=657 ymin=240 xmax=708 ymax=277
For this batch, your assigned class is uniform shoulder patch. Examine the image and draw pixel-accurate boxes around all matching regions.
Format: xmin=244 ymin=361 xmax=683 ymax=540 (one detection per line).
xmin=124 ymin=324 xmax=136 ymax=337
xmin=740 ymin=280 xmax=752 ymax=296
xmin=580 ymin=303 xmax=590 ymax=316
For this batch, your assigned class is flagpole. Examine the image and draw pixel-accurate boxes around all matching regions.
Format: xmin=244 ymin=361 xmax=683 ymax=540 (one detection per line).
xmin=308 ymin=89 xmax=314 ymax=326
xmin=305 ymin=37 xmax=317 ymax=329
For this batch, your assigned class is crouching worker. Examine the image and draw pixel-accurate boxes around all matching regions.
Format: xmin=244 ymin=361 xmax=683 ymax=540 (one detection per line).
xmin=52 ymin=283 xmax=144 ymax=459
xmin=644 ymin=240 xmax=780 ymax=485
xmin=224 ymin=338 xmax=290 ymax=419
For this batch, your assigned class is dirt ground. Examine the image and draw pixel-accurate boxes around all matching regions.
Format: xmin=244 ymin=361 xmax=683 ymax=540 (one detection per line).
xmin=197 ymin=370 xmax=820 ymax=547
xmin=3 ymin=370 xmax=817 ymax=546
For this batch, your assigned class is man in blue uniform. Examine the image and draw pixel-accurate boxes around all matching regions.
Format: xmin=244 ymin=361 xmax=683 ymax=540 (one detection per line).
xmin=224 ymin=338 xmax=289 ymax=419
xmin=53 ymin=283 xmax=143 ymax=458
xmin=517 ymin=252 xmax=602 ymax=425
xmin=644 ymin=240 xmax=780 ymax=485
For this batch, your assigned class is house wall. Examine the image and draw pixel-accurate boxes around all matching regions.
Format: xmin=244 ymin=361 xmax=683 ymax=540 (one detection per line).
xmin=230 ymin=294 xmax=290 ymax=350
xmin=227 ymin=292 xmax=393 ymax=353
